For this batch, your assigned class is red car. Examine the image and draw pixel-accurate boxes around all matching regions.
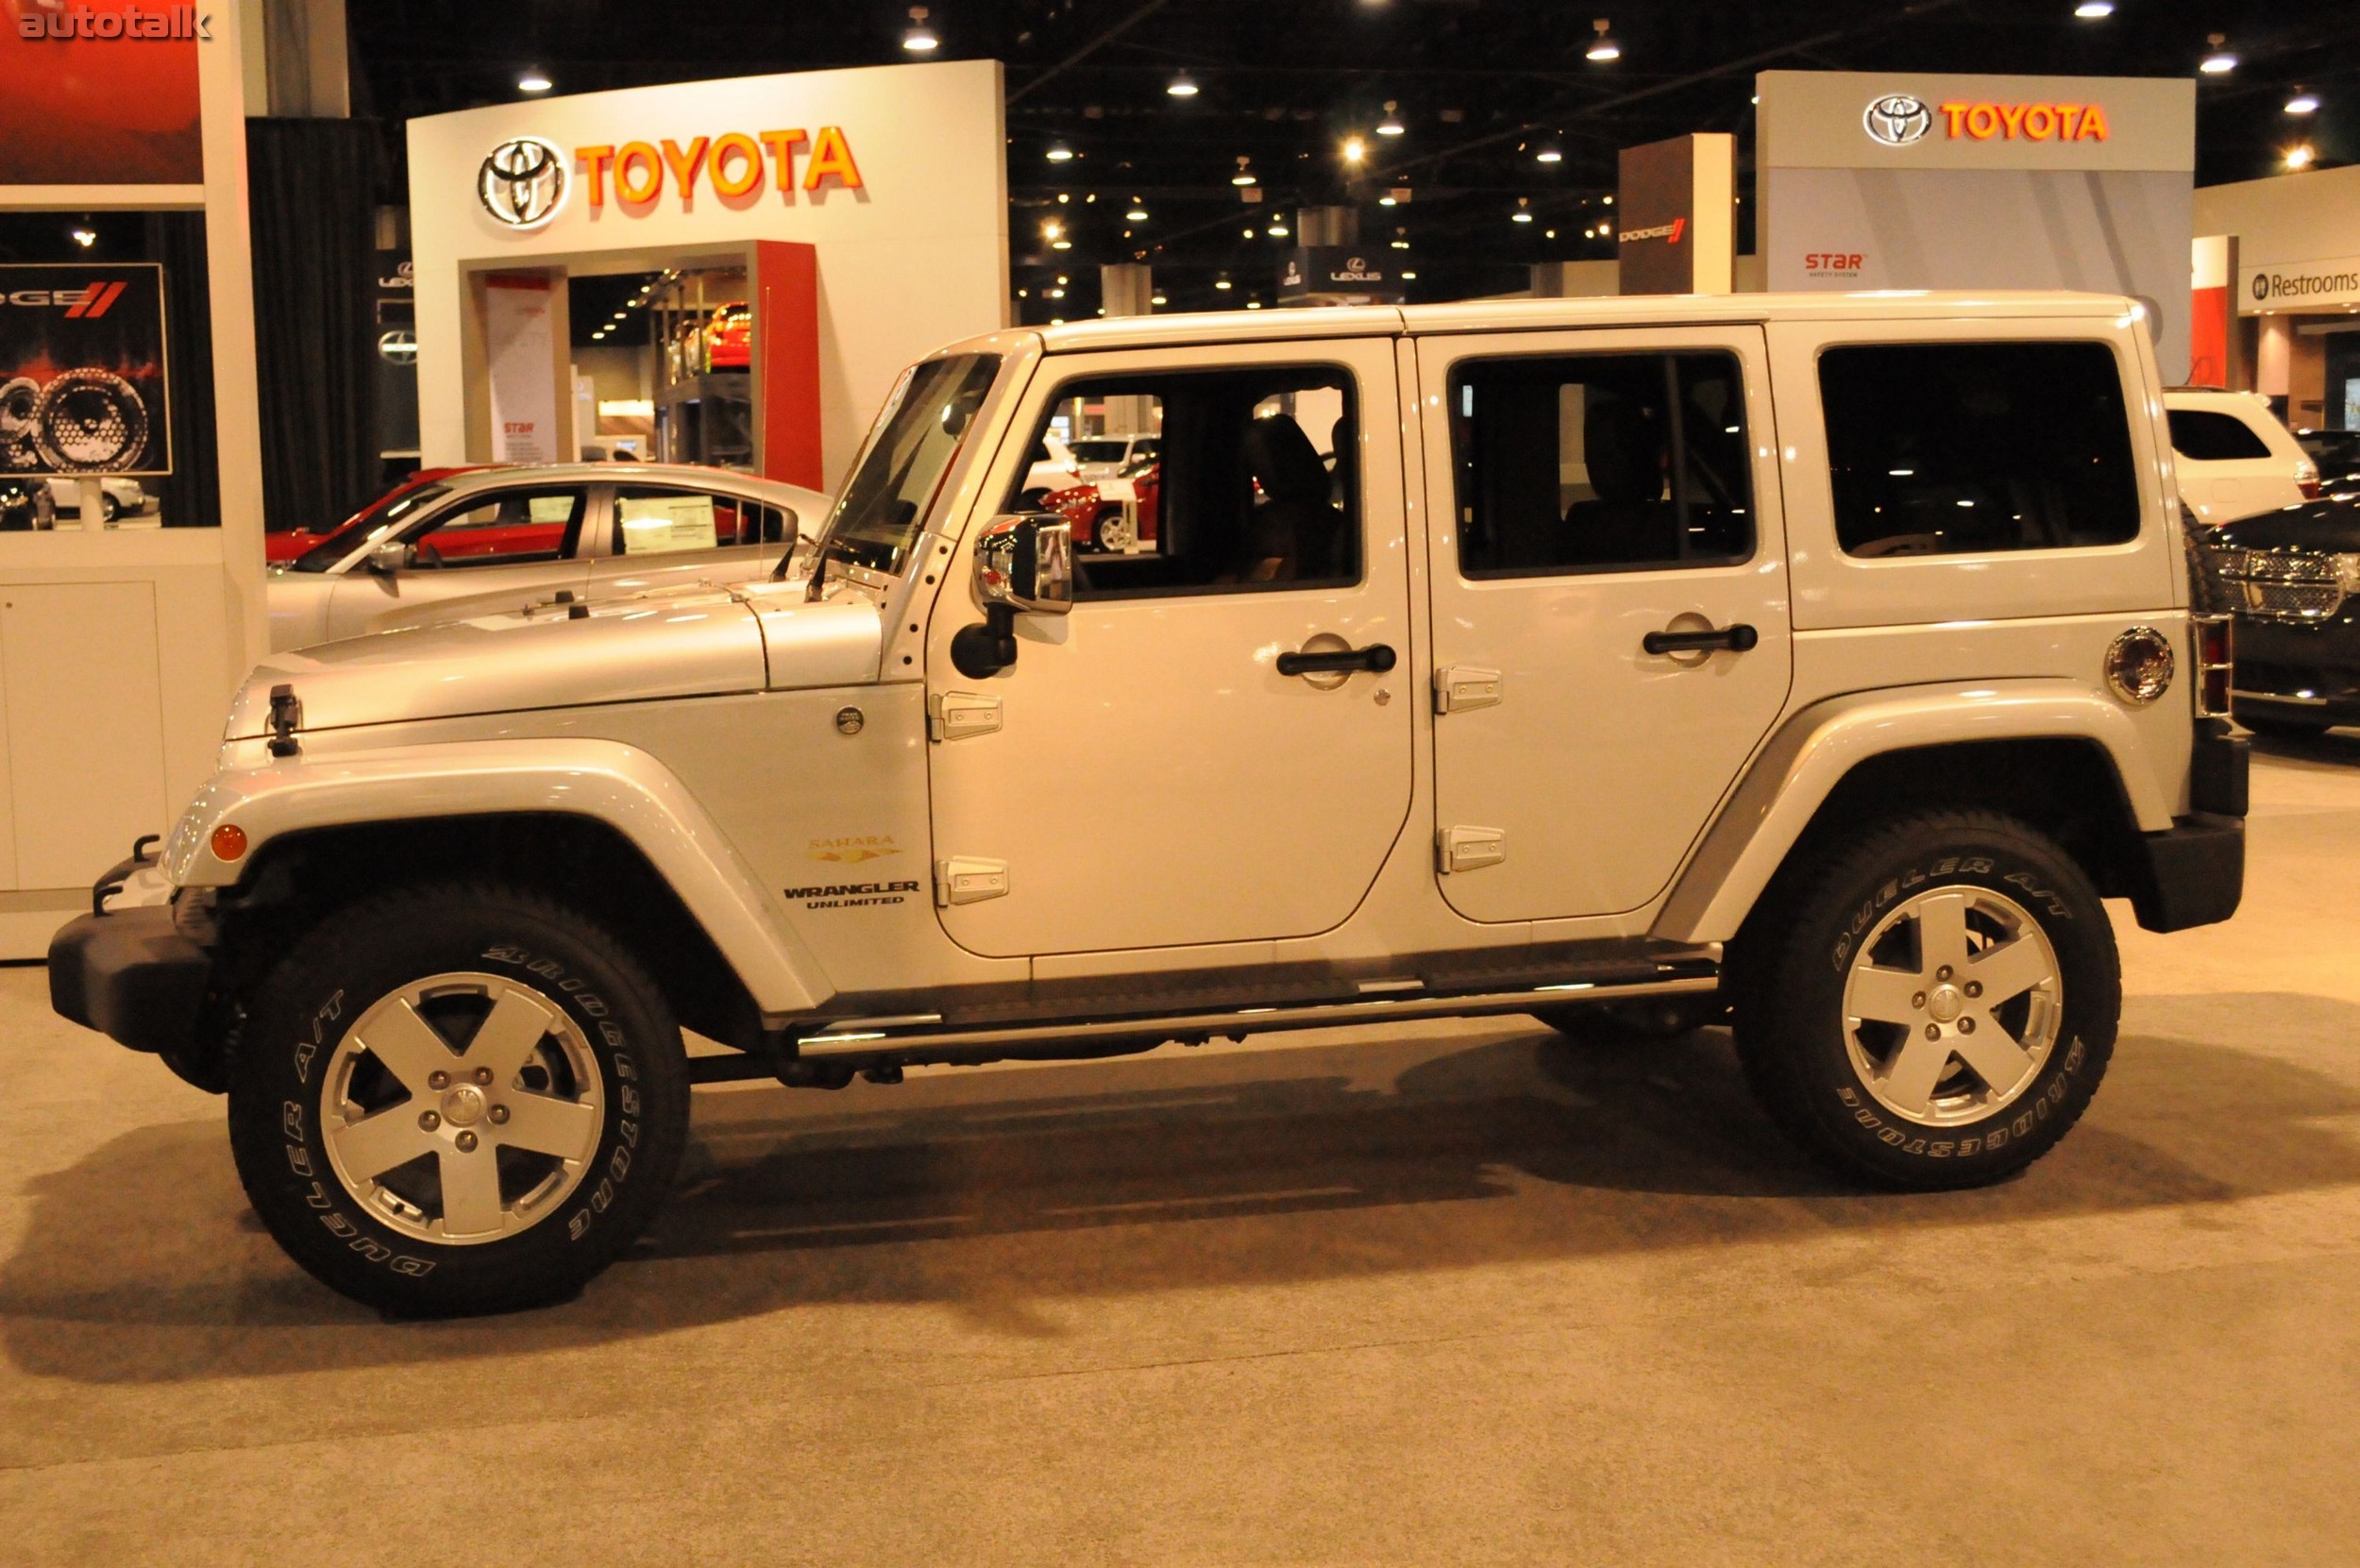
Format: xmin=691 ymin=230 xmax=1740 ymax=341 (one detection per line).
xmin=264 ymin=466 xmax=488 ymax=564
xmin=1045 ymin=459 xmax=1159 ymax=553
xmin=705 ymin=302 xmax=752 ymax=371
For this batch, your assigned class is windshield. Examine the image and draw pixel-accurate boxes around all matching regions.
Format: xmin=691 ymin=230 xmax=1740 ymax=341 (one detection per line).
xmin=1070 ymin=439 xmax=1131 ymax=464
xmin=290 ymin=482 xmax=452 ymax=572
xmin=809 ymin=353 xmax=1001 ymax=579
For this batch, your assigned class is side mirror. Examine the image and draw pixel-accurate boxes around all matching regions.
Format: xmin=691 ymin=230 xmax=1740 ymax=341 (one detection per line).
xmin=365 ymin=540 xmax=412 ymax=576
xmin=952 ymin=514 xmax=1072 ymax=678
xmin=763 ymin=507 xmax=794 ymax=547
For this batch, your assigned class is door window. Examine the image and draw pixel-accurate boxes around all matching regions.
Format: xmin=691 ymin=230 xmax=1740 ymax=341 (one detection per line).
xmin=1007 ymin=364 xmax=1358 ymax=599
xmin=1449 ymin=352 xmax=1753 ymax=577
xmin=1818 ymin=342 xmax=2140 ymax=557
xmin=407 ymin=488 xmax=583 ymax=568
xmin=615 ymin=488 xmax=788 ymax=555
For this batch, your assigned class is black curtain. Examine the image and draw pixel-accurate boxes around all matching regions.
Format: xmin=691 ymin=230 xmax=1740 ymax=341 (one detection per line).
xmin=245 ymin=118 xmax=379 ymax=531
xmin=143 ymin=211 xmax=218 ymax=529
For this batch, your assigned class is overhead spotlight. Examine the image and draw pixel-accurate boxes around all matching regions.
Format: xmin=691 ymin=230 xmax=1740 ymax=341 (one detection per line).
xmin=1043 ymin=287 xmax=1066 ymax=299
xmin=69 ymin=226 xmax=96 ymax=247
xmin=2286 ymin=144 xmax=2317 ymax=170
xmin=1052 ymin=239 xmax=1072 ymax=250
xmin=517 ymin=69 xmax=553 ymax=93
xmin=1167 ymin=72 xmax=1199 ymax=98
xmin=1268 ymin=221 xmax=1291 ymax=237
xmin=1214 ymin=278 xmax=1234 ymax=290
xmin=1602 ymin=194 xmax=1614 ymax=205
xmin=1243 ymin=228 xmax=1256 ymax=239
xmin=2200 ymin=34 xmax=2236 ymax=74
xmin=1399 ymin=270 xmax=1417 ymax=280
xmin=1545 ymin=228 xmax=1556 ymax=239
xmin=1586 ymin=18 xmax=1620 ymax=62
xmin=1231 ymin=157 xmax=1257 ymax=186
xmin=1376 ymin=101 xmax=1406 ymax=137
xmin=1535 ymin=140 xmax=1563 ymax=164
xmin=1150 ymin=293 xmax=1168 ymax=305
xmin=1126 ymin=205 xmax=1149 ymax=221
xmin=1511 ymin=198 xmax=1534 ymax=224
xmin=902 ymin=6 xmax=939 ymax=51
xmin=1246 ymin=300 xmax=1262 ymax=310
xmin=1341 ymin=136 xmax=1367 ymax=166
xmin=1378 ymin=194 xmax=1397 ymax=207
xmin=1046 ymin=142 xmax=1075 ymax=162
xmin=2073 ymin=1 xmax=2112 ymax=17
xmin=1390 ymin=238 xmax=1409 ymax=249
xmin=2285 ymin=92 xmax=2320 ymax=115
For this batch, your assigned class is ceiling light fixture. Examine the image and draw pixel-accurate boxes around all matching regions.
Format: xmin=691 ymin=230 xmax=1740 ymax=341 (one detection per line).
xmin=1214 ymin=278 xmax=1233 ymax=291
xmin=1378 ymin=195 xmax=1397 ymax=207
xmin=2200 ymin=34 xmax=2236 ymax=74
xmin=2286 ymin=143 xmax=2317 ymax=170
xmin=69 ymin=226 xmax=96 ymax=247
xmin=1535 ymin=140 xmax=1563 ymax=164
xmin=2285 ymin=91 xmax=2320 ymax=115
xmin=1150 ymin=293 xmax=1168 ymax=306
xmin=1341 ymin=136 xmax=1367 ymax=166
xmin=1390 ymin=239 xmax=1408 ymax=249
xmin=1511 ymin=198 xmax=1534 ymax=224
xmin=1167 ymin=72 xmax=1199 ymax=98
xmin=1602 ymin=194 xmax=1614 ymax=206
xmin=1399 ymin=270 xmax=1416 ymax=280
xmin=1126 ymin=205 xmax=1149 ymax=221
xmin=1586 ymin=18 xmax=1620 ymax=62
xmin=1268 ymin=222 xmax=1291 ymax=237
xmin=902 ymin=7 xmax=938 ymax=51
xmin=2073 ymin=1 xmax=2112 ymax=17
xmin=1376 ymin=101 xmax=1406 ymax=137
xmin=1232 ymin=157 xmax=1257 ymax=186
xmin=517 ymin=70 xmax=553 ymax=93
xmin=1046 ymin=142 xmax=1074 ymax=162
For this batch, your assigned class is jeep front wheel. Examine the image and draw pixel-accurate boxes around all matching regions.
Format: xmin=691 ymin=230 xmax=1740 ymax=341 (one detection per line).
xmin=227 ymin=884 xmax=689 ymax=1316
xmin=1730 ymin=811 xmax=2119 ymax=1189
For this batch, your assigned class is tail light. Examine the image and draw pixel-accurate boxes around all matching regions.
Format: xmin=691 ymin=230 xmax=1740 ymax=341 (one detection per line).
xmin=2298 ymin=462 xmax=2321 ymax=500
xmin=2193 ymin=615 xmax=2233 ymax=717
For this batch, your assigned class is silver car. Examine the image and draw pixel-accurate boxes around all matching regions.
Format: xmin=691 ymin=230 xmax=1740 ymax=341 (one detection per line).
xmin=267 ymin=463 xmax=829 ymax=650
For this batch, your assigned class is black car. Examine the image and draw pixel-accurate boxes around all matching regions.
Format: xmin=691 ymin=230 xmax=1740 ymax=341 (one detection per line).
xmin=2296 ymin=428 xmax=2360 ymax=492
xmin=0 ymin=477 xmax=55 ymax=531
xmin=2210 ymin=495 xmax=2360 ymax=736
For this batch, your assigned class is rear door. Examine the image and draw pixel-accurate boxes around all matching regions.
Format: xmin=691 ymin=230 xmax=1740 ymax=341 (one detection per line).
xmin=1417 ymin=325 xmax=1793 ymax=921
xmin=585 ymin=483 xmax=793 ymax=596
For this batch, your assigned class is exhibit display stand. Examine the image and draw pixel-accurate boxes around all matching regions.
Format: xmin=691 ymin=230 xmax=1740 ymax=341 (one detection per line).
xmin=0 ymin=8 xmax=267 ymax=957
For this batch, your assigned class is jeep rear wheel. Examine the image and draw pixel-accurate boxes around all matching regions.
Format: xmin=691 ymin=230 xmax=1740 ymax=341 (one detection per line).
xmin=227 ymin=884 xmax=689 ymax=1316
xmin=1729 ymin=811 xmax=2118 ymax=1189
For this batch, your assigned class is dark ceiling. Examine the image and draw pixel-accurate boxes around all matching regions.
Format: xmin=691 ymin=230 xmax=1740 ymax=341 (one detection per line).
xmin=347 ymin=0 xmax=2360 ymax=321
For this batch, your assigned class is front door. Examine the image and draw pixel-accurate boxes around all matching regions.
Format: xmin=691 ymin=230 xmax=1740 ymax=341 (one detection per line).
xmin=925 ymin=339 xmax=1412 ymax=958
xmin=326 ymin=482 xmax=592 ymax=639
xmin=1418 ymin=326 xmax=1793 ymax=922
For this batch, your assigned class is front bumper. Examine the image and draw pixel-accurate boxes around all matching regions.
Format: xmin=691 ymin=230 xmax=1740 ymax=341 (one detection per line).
xmin=2232 ymin=611 xmax=2360 ymax=724
xmin=48 ymin=905 xmax=212 ymax=1062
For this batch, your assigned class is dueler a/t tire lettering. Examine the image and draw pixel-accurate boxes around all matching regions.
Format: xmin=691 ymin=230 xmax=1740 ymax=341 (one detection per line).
xmin=226 ymin=883 xmax=688 ymax=1317
xmin=1729 ymin=810 xmax=2120 ymax=1190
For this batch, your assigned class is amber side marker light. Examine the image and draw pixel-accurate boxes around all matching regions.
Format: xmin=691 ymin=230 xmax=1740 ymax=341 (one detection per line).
xmin=211 ymin=824 xmax=249 ymax=862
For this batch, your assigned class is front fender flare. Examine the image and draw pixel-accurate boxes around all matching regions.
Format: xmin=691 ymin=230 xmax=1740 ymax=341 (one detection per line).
xmin=1651 ymin=680 xmax=2176 ymax=947
xmin=164 ymin=738 xmax=830 ymax=1016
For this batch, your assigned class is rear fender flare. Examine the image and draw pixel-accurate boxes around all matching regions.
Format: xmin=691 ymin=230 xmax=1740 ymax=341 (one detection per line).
xmin=1652 ymin=680 xmax=2175 ymax=946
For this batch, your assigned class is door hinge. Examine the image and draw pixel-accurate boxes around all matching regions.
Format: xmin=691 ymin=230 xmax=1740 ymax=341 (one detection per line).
xmin=927 ymin=691 xmax=1003 ymax=742
xmin=936 ymin=856 xmax=1010 ymax=905
xmin=1437 ymin=825 xmax=1506 ymax=874
xmin=1433 ymin=665 xmax=1503 ymax=714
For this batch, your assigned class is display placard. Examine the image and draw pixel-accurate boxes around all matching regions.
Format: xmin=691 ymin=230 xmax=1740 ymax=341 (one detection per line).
xmin=0 ymin=262 xmax=171 ymax=477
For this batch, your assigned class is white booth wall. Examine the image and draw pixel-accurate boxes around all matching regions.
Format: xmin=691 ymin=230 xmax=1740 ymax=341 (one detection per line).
xmin=406 ymin=59 xmax=1011 ymax=488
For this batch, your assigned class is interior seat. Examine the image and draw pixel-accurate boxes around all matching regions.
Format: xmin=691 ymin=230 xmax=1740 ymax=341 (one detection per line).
xmin=1563 ymin=399 xmax=1679 ymax=565
xmin=1239 ymin=414 xmax=1346 ymax=582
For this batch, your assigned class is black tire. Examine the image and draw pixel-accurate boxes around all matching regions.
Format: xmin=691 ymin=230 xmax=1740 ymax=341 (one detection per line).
xmin=1728 ymin=810 xmax=2118 ymax=1190
xmin=1534 ymin=993 xmax=1725 ymax=1047
xmin=98 ymin=492 xmax=119 ymax=522
xmin=227 ymin=883 xmax=689 ymax=1316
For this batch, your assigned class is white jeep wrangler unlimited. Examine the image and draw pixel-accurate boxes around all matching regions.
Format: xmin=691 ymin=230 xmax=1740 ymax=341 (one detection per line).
xmin=53 ymin=293 xmax=2249 ymax=1316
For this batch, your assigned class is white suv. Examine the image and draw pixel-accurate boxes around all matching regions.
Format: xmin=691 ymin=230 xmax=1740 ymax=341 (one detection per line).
xmin=53 ymin=292 xmax=2249 ymax=1316
xmin=2165 ymin=387 xmax=2318 ymax=526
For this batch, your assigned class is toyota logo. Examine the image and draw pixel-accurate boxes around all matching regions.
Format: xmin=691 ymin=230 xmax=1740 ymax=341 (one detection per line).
xmin=478 ymin=137 xmax=568 ymax=228
xmin=2250 ymin=273 xmax=2270 ymax=302
xmin=1863 ymin=93 xmax=1932 ymax=147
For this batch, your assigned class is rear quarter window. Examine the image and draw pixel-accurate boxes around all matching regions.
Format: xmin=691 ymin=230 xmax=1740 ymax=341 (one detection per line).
xmin=1818 ymin=341 xmax=2141 ymax=558
xmin=2167 ymin=408 xmax=2276 ymax=463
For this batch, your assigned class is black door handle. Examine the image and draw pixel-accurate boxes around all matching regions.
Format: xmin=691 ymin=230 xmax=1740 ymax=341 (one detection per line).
xmin=1278 ymin=642 xmax=1398 ymax=677
xmin=1644 ymin=622 xmax=1759 ymax=656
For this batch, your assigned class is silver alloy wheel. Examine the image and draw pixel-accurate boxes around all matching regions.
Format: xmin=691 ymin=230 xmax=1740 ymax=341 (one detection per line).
xmin=1840 ymin=885 xmax=2063 ymax=1127
xmin=1097 ymin=508 xmax=1135 ymax=552
xmin=319 ymin=971 xmax=605 ymax=1245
